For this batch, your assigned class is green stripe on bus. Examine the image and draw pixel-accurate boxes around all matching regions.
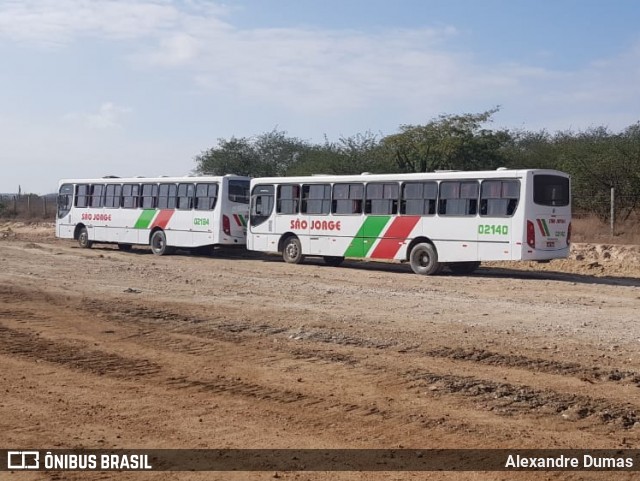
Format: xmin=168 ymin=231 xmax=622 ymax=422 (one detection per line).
xmin=134 ymin=209 xmax=157 ymax=229
xmin=343 ymin=216 xmax=391 ymax=258
xmin=238 ymin=214 xmax=247 ymax=227
xmin=541 ymin=219 xmax=551 ymax=236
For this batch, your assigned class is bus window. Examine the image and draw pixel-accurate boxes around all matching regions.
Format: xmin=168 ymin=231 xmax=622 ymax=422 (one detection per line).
xmin=229 ymin=179 xmax=250 ymax=204
xmin=89 ymin=184 xmax=104 ymax=208
xmin=301 ymin=184 xmax=330 ymax=215
xmin=277 ymin=185 xmax=300 ymax=214
xmin=104 ymin=184 xmax=122 ymax=208
xmin=332 ymin=183 xmax=364 ymax=215
xmin=250 ymin=184 xmax=274 ymax=226
xmin=534 ymin=175 xmax=570 ymax=206
xmin=438 ymin=181 xmax=479 ymax=216
xmin=141 ymin=183 xmax=158 ymax=209
xmin=480 ymin=180 xmax=520 ymax=217
xmin=195 ymin=183 xmax=218 ymax=211
xmin=158 ymin=183 xmax=177 ymax=209
xmin=75 ymin=184 xmax=90 ymax=208
xmin=365 ymin=183 xmax=398 ymax=215
xmin=122 ymin=184 xmax=140 ymax=209
xmin=177 ymin=183 xmax=195 ymax=210
xmin=401 ymin=181 xmax=437 ymax=215
xmin=58 ymin=184 xmax=73 ymax=218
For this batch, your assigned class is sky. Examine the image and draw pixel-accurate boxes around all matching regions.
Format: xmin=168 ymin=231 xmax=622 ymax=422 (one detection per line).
xmin=1 ymin=0 xmax=640 ymax=194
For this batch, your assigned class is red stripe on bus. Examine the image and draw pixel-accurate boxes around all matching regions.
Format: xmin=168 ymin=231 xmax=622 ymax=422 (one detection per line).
xmin=233 ymin=214 xmax=242 ymax=226
xmin=151 ymin=210 xmax=174 ymax=229
xmin=369 ymin=216 xmax=421 ymax=259
xmin=536 ymin=219 xmax=546 ymax=237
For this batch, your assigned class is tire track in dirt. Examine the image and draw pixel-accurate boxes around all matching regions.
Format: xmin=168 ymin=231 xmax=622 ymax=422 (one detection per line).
xmin=0 ymin=324 xmax=160 ymax=378
xmin=407 ymin=369 xmax=640 ymax=429
xmin=4 ymin=282 xmax=640 ymax=439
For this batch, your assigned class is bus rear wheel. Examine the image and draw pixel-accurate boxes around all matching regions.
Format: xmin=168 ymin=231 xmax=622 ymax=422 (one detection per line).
xmin=282 ymin=236 xmax=304 ymax=264
xmin=448 ymin=261 xmax=480 ymax=275
xmin=77 ymin=227 xmax=92 ymax=249
xmin=150 ymin=230 xmax=172 ymax=256
xmin=409 ymin=242 xmax=441 ymax=275
xmin=323 ymin=256 xmax=344 ymax=267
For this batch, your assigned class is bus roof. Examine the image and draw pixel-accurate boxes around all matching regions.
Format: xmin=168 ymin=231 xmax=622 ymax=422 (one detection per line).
xmin=249 ymin=169 xmax=569 ymax=185
xmin=58 ymin=174 xmax=250 ymax=186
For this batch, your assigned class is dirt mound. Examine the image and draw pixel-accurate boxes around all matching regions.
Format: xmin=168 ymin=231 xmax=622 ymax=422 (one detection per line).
xmin=0 ymin=221 xmax=56 ymax=242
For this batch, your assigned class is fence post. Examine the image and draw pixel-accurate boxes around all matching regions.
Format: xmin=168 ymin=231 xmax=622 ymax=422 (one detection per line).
xmin=43 ymin=197 xmax=47 ymax=217
xmin=610 ymin=187 xmax=615 ymax=237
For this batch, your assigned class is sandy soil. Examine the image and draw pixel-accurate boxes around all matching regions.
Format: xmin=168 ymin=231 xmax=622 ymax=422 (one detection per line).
xmin=1 ymin=222 xmax=640 ymax=480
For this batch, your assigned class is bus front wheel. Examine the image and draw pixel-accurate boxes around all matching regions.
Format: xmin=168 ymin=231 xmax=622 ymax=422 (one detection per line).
xmin=77 ymin=227 xmax=92 ymax=249
xmin=409 ymin=242 xmax=441 ymax=275
xmin=150 ymin=230 xmax=172 ymax=256
xmin=282 ymin=236 xmax=304 ymax=264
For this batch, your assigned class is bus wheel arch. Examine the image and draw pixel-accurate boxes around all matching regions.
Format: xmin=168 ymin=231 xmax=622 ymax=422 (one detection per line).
xmin=149 ymin=228 xmax=174 ymax=256
xmin=407 ymin=237 xmax=442 ymax=275
xmin=75 ymin=224 xmax=93 ymax=249
xmin=280 ymin=233 xmax=304 ymax=264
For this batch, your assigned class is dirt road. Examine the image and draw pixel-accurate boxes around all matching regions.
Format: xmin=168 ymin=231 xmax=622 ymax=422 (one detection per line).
xmin=1 ymin=223 xmax=640 ymax=480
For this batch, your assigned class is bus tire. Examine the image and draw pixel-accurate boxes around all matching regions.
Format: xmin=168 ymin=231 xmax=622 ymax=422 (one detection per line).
xmin=409 ymin=242 xmax=441 ymax=275
xmin=77 ymin=227 xmax=92 ymax=249
xmin=448 ymin=261 xmax=480 ymax=275
xmin=118 ymin=244 xmax=132 ymax=252
xmin=150 ymin=230 xmax=171 ymax=256
xmin=323 ymin=256 xmax=344 ymax=267
xmin=282 ymin=236 xmax=304 ymax=264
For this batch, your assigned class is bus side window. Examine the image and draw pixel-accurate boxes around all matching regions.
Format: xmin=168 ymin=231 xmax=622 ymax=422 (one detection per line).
xmin=401 ymin=182 xmax=437 ymax=215
xmin=75 ymin=184 xmax=90 ymax=208
xmin=365 ymin=183 xmax=398 ymax=215
xmin=195 ymin=183 xmax=218 ymax=210
xmin=89 ymin=184 xmax=105 ymax=208
xmin=438 ymin=181 xmax=478 ymax=216
xmin=177 ymin=183 xmax=195 ymax=210
xmin=158 ymin=183 xmax=177 ymax=209
xmin=141 ymin=183 xmax=158 ymax=209
xmin=122 ymin=184 xmax=140 ymax=209
xmin=480 ymin=180 xmax=520 ymax=217
xmin=277 ymin=184 xmax=300 ymax=214
xmin=104 ymin=184 xmax=122 ymax=208
xmin=250 ymin=185 xmax=274 ymax=226
xmin=332 ymin=183 xmax=364 ymax=215
xmin=301 ymin=184 xmax=330 ymax=215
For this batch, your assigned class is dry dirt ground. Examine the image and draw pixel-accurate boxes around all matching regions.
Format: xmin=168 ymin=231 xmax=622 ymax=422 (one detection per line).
xmin=1 ymin=222 xmax=640 ymax=481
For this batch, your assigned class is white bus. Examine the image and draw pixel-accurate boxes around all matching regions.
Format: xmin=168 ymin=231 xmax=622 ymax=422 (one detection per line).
xmin=56 ymin=175 xmax=250 ymax=255
xmin=247 ymin=169 xmax=571 ymax=275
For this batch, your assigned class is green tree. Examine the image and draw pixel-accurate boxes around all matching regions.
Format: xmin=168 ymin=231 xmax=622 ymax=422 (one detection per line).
xmin=288 ymin=132 xmax=394 ymax=175
xmin=555 ymin=126 xmax=640 ymax=220
xmin=194 ymin=129 xmax=310 ymax=177
xmin=381 ymin=108 xmax=511 ymax=172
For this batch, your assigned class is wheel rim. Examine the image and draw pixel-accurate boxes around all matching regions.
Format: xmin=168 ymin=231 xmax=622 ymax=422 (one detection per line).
xmin=79 ymin=232 xmax=87 ymax=246
xmin=418 ymin=250 xmax=430 ymax=267
xmin=286 ymin=241 xmax=298 ymax=260
xmin=153 ymin=234 xmax=164 ymax=252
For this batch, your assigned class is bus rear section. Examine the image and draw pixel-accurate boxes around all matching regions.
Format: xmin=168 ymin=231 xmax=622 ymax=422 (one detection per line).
xmin=519 ymin=172 xmax=571 ymax=261
xmin=219 ymin=177 xmax=250 ymax=246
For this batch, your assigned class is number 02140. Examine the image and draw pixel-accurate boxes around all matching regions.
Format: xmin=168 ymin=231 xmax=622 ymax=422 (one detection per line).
xmin=478 ymin=224 xmax=508 ymax=235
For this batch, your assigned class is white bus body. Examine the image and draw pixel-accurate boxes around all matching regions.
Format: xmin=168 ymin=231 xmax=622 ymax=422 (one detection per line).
xmin=247 ymin=169 xmax=571 ymax=274
xmin=56 ymin=175 xmax=250 ymax=255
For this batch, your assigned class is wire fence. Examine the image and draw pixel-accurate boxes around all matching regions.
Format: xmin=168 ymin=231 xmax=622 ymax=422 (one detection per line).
xmin=0 ymin=194 xmax=56 ymax=220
